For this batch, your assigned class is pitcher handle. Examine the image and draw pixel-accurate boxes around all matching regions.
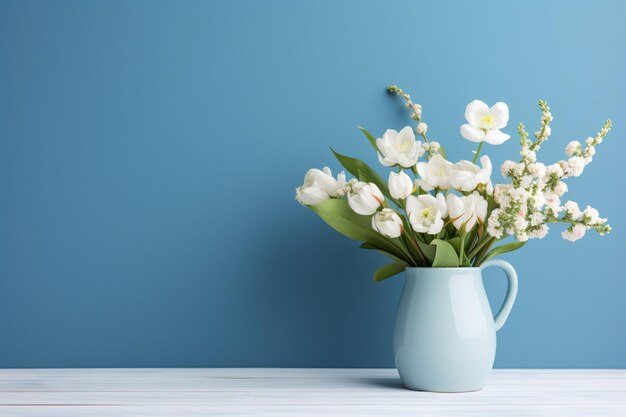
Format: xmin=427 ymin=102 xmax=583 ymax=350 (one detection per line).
xmin=480 ymin=259 xmax=518 ymax=332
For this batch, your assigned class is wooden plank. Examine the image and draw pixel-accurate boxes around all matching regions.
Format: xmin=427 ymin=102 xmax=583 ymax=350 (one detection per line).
xmin=0 ymin=369 xmax=623 ymax=416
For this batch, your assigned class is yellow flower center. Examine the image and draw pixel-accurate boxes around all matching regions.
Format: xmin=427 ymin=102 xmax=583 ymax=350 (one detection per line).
xmin=481 ymin=114 xmax=494 ymax=128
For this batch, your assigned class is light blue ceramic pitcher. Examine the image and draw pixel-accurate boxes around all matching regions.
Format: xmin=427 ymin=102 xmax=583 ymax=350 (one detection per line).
xmin=393 ymin=259 xmax=518 ymax=392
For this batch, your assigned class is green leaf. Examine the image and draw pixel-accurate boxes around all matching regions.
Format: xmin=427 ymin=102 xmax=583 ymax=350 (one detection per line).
xmin=436 ymin=145 xmax=447 ymax=159
xmin=487 ymin=193 xmax=498 ymax=216
xmin=416 ymin=240 xmax=436 ymax=264
xmin=359 ymin=242 xmax=407 ymax=264
xmin=358 ymin=126 xmax=379 ymax=152
xmin=331 ymin=148 xmax=389 ymax=192
xmin=481 ymin=240 xmax=526 ymax=264
xmin=310 ymin=199 xmax=410 ymax=263
xmin=447 ymin=237 xmax=463 ymax=254
xmin=331 ymin=148 xmax=380 ymax=181
xmin=445 ymin=237 xmax=471 ymax=266
xmin=373 ymin=262 xmax=406 ymax=282
xmin=330 ymin=148 xmax=402 ymax=206
xmin=430 ymin=239 xmax=460 ymax=267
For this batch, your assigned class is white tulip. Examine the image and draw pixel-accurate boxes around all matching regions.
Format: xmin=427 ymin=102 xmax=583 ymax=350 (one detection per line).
xmin=376 ymin=126 xmax=424 ymax=168
xmin=460 ymin=100 xmax=511 ymax=145
xmin=446 ymin=192 xmax=488 ymax=231
xmin=295 ymin=167 xmax=347 ymax=206
xmin=372 ymin=208 xmax=404 ymax=238
xmin=405 ymin=193 xmax=447 ymax=234
xmin=415 ymin=154 xmax=453 ymax=190
xmin=450 ymin=155 xmax=492 ymax=192
xmin=388 ymin=171 xmax=414 ymax=200
xmin=347 ymin=182 xmax=384 ymax=215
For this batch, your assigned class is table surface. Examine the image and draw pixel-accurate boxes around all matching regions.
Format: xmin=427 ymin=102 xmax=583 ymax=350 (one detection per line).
xmin=0 ymin=368 xmax=625 ymax=416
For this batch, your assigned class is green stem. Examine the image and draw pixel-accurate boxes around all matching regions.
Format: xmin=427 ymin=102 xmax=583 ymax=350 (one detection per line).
xmin=397 ymin=234 xmax=418 ymax=266
xmin=399 ymin=202 xmax=428 ymax=266
xmin=467 ymin=236 xmax=494 ymax=262
xmin=474 ymin=237 xmax=497 ymax=266
xmin=407 ymin=233 xmax=428 ymax=266
xmin=472 ymin=141 xmax=484 ymax=164
xmin=459 ymin=235 xmax=465 ymax=266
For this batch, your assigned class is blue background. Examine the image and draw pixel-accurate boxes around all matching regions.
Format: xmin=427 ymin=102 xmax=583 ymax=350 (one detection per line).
xmin=1 ymin=0 xmax=624 ymax=368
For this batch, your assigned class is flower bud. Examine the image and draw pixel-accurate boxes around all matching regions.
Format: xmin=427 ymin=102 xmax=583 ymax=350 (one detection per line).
xmin=347 ymin=182 xmax=384 ymax=215
xmin=388 ymin=171 xmax=414 ymax=200
xmin=371 ymin=209 xmax=403 ymax=238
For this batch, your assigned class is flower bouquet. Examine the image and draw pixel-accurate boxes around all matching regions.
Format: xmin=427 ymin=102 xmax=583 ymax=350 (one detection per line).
xmin=296 ymin=85 xmax=611 ymax=281
xmin=295 ymin=85 xmax=612 ymax=392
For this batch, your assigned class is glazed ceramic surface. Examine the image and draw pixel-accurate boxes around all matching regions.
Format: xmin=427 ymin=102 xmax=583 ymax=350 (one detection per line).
xmin=393 ymin=259 xmax=518 ymax=392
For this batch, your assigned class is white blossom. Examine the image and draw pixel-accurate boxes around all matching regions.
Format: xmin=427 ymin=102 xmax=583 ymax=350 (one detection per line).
xmin=564 ymin=156 xmax=585 ymax=177
xmin=565 ymin=141 xmax=582 ymax=157
xmin=413 ymin=103 xmax=422 ymax=118
xmin=388 ymin=171 xmax=414 ymax=200
xmin=347 ymin=182 xmax=384 ymax=215
xmin=527 ymin=162 xmax=546 ymax=178
xmin=501 ymin=160 xmax=517 ymax=177
xmin=446 ymin=192 xmax=488 ymax=231
xmin=450 ymin=155 xmax=492 ymax=192
xmin=562 ymin=224 xmax=587 ymax=242
xmin=583 ymin=206 xmax=604 ymax=225
xmin=372 ymin=209 xmax=404 ymax=238
xmin=376 ymin=126 xmax=424 ymax=168
xmin=295 ymin=167 xmax=347 ymax=206
xmin=416 ymin=154 xmax=453 ymax=190
xmin=406 ymin=193 xmax=447 ymax=234
xmin=460 ymin=100 xmax=511 ymax=145
xmin=428 ymin=141 xmax=440 ymax=153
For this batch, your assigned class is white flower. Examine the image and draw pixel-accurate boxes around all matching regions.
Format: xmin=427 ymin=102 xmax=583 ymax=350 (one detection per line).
xmin=405 ymin=193 xmax=447 ymax=234
xmin=528 ymin=224 xmax=548 ymax=239
xmin=563 ymin=201 xmax=582 ymax=220
xmin=562 ymin=224 xmax=586 ymax=242
xmin=372 ymin=209 xmax=404 ymax=238
xmin=545 ymin=193 xmax=561 ymax=213
xmin=450 ymin=155 xmax=492 ymax=192
xmin=521 ymin=148 xmax=537 ymax=162
xmin=546 ymin=163 xmax=564 ymax=178
xmin=388 ymin=171 xmax=414 ymax=200
xmin=500 ymin=160 xmax=517 ymax=177
xmin=553 ymin=181 xmax=568 ymax=196
xmin=446 ymin=192 xmax=488 ymax=231
xmin=295 ymin=167 xmax=347 ymax=206
xmin=347 ymin=182 xmax=384 ymax=215
xmin=527 ymin=162 xmax=546 ymax=178
xmin=416 ymin=154 xmax=453 ymax=190
xmin=565 ymin=156 xmax=585 ymax=177
xmin=565 ymin=140 xmax=582 ymax=157
xmin=582 ymin=206 xmax=604 ymax=225
xmin=376 ymin=126 xmax=423 ymax=168
xmin=412 ymin=103 xmax=422 ymax=118
xmin=460 ymin=100 xmax=511 ymax=145
xmin=416 ymin=122 xmax=428 ymax=135
xmin=530 ymin=212 xmax=546 ymax=226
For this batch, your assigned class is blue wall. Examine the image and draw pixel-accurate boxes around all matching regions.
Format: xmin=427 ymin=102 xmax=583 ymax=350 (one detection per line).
xmin=1 ymin=0 xmax=624 ymax=368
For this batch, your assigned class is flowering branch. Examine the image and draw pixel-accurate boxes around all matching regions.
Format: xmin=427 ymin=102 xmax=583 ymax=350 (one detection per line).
xmin=296 ymin=86 xmax=613 ymax=279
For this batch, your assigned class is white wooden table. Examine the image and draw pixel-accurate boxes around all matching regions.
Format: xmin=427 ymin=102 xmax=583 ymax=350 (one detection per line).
xmin=0 ymin=368 xmax=624 ymax=416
